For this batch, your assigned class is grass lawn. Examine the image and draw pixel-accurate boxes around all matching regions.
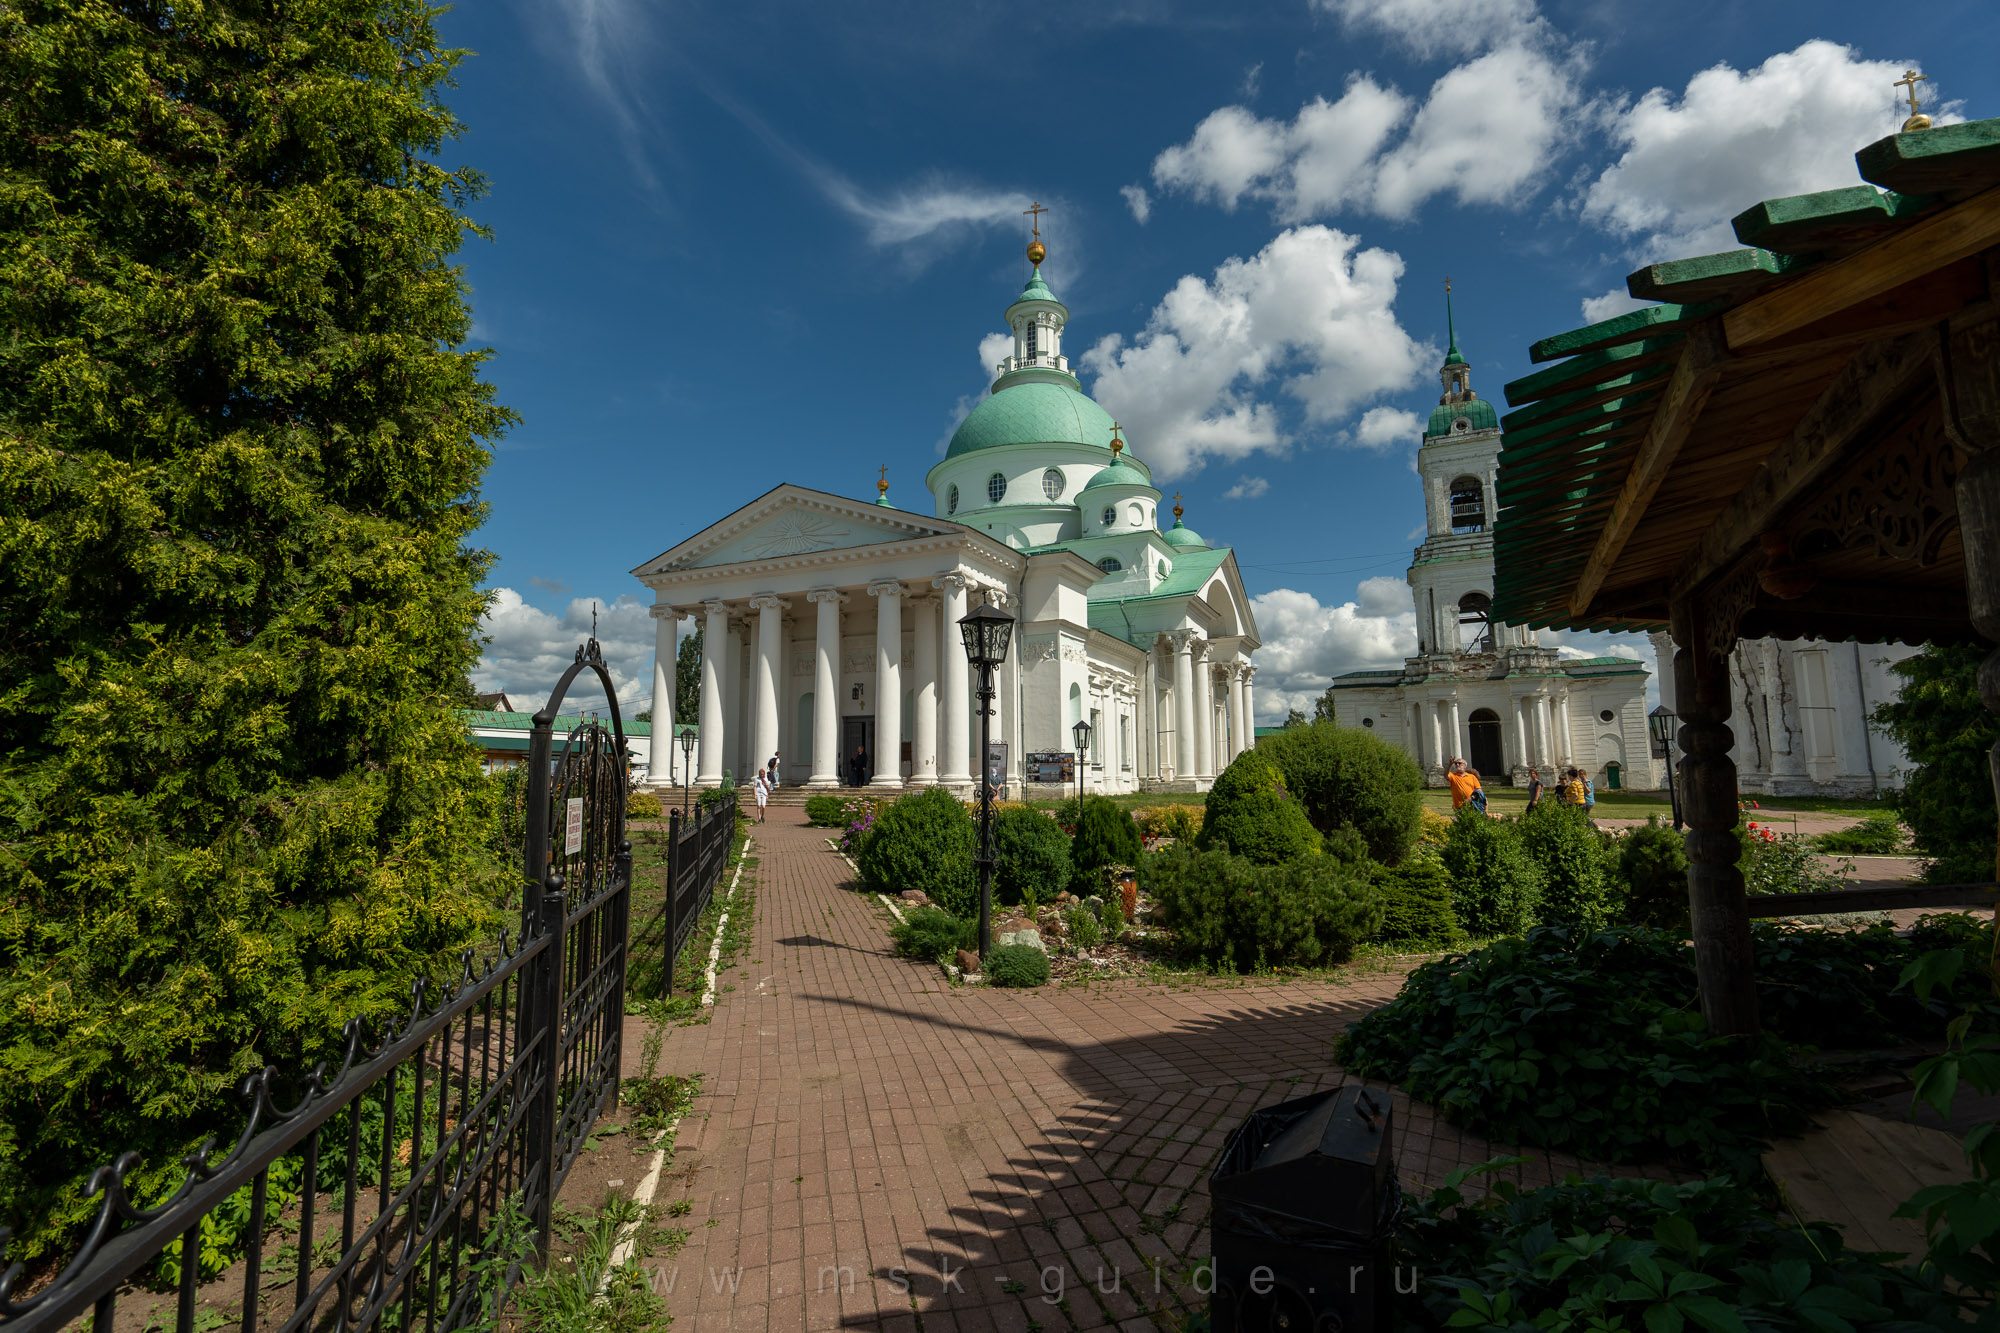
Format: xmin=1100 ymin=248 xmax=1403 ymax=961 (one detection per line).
xmin=1023 ymin=790 xmax=1207 ymax=811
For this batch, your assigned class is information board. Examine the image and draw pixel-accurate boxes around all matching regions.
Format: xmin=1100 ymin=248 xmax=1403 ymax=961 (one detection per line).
xmin=984 ymin=742 xmax=1009 ymax=787
xmin=1025 ymin=751 xmax=1074 ymax=784
xmin=564 ymin=797 xmax=584 ymax=856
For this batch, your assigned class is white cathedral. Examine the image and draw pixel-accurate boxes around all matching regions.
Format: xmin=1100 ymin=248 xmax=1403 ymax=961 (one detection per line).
xmin=1324 ymin=319 xmax=1660 ymax=789
xmin=632 ymin=236 xmax=1260 ymax=796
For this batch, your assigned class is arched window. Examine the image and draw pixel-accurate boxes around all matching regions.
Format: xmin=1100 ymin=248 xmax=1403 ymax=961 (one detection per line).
xmin=1450 ymin=476 xmax=1486 ymax=534
xmin=1101 ymin=505 xmax=1116 ymax=528
xmin=1097 ymin=557 xmax=1122 ymax=573
xmin=1458 ymin=592 xmax=1495 ymax=653
xmin=987 ymin=472 xmax=1007 ymax=504
xmin=946 ymin=484 xmax=959 ymax=515
xmin=1025 ymin=322 xmax=1040 ymax=360
xmin=1042 ymin=467 xmax=1066 ymax=500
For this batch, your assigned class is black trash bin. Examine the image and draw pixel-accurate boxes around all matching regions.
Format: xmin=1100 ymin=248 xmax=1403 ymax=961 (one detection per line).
xmin=1208 ymin=1085 xmax=1401 ymax=1333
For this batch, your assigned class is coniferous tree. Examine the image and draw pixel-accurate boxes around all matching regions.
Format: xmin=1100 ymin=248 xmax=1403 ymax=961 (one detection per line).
xmin=676 ymin=628 xmax=704 ymax=724
xmin=1873 ymin=643 xmax=1999 ymax=883
xmin=0 ymin=0 xmax=513 ymax=1253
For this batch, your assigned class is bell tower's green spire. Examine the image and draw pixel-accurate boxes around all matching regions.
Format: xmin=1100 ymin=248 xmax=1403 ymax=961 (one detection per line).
xmin=1444 ymin=275 xmax=1465 ymax=367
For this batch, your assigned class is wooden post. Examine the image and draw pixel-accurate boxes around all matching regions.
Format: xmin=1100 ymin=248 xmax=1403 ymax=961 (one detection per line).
xmin=1670 ymin=597 xmax=1760 ymax=1037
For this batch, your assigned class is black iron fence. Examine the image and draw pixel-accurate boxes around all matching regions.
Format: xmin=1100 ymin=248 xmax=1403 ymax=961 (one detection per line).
xmin=646 ymin=799 xmax=738 ymax=998
xmin=0 ymin=642 xmax=636 ymax=1333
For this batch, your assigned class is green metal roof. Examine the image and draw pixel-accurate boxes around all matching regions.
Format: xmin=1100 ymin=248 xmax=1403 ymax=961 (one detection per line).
xmin=1162 ymin=518 xmax=1208 ymax=549
xmin=460 ymin=709 xmax=654 ymax=738
xmin=1490 ymin=115 xmax=2000 ymax=636
xmin=1427 ymin=398 xmax=1500 ymax=437
xmin=946 ymin=380 xmax=1116 ymax=459
xmin=1008 ymin=267 xmax=1063 ymax=310
xmin=1080 ymin=458 xmax=1155 ymax=491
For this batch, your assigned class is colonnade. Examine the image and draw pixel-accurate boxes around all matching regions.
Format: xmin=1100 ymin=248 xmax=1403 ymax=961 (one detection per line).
xmin=1402 ymin=690 xmax=1574 ymax=774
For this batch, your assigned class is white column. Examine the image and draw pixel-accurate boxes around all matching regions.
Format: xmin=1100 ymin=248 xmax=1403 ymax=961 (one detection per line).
xmin=697 ymin=600 xmax=727 ymax=785
xmin=1512 ymin=695 xmax=1531 ymax=771
xmin=1193 ymin=645 xmax=1215 ymax=780
xmin=1429 ymin=700 xmax=1445 ymax=771
xmin=987 ymin=588 xmax=1013 ymax=791
xmin=806 ymin=589 xmax=842 ymax=787
xmin=1533 ymin=693 xmax=1552 ymax=769
xmin=1243 ymin=667 xmax=1255 ymax=749
xmin=749 ymin=594 xmax=784 ymax=779
xmin=649 ymin=607 xmax=676 ymax=785
xmin=1170 ymin=632 xmax=1197 ymax=779
xmin=1448 ymin=698 xmax=1463 ymax=765
xmin=869 ymin=580 xmax=904 ymax=787
xmin=935 ymin=574 xmax=971 ymax=788
xmin=1556 ymin=692 xmax=1574 ymax=766
xmin=910 ymin=596 xmax=938 ymax=786
xmin=724 ymin=620 xmax=745 ymax=780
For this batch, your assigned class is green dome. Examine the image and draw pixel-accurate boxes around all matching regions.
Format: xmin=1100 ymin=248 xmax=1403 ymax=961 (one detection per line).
xmin=946 ymin=380 xmax=1115 ymax=459
xmin=1162 ymin=519 xmax=1207 ymax=550
xmin=1008 ymin=267 xmax=1062 ymax=311
xmin=1080 ymin=458 xmax=1153 ymax=491
xmin=1427 ymin=398 xmax=1500 ymax=438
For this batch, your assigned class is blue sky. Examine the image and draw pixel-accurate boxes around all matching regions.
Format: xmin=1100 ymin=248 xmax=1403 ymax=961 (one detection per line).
xmin=452 ymin=0 xmax=1988 ymax=720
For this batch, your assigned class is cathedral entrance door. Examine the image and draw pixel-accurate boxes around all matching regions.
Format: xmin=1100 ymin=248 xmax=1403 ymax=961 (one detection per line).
xmin=1467 ymin=708 xmax=1504 ymax=779
xmin=842 ymin=716 xmax=875 ymax=786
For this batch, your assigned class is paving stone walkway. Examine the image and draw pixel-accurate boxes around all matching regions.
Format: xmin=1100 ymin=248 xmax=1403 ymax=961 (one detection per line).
xmin=630 ymin=810 xmax=1668 ymax=1333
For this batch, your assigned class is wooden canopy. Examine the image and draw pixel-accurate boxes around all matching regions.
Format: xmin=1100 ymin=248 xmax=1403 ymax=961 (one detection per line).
xmin=1491 ymin=118 xmax=2000 ymax=656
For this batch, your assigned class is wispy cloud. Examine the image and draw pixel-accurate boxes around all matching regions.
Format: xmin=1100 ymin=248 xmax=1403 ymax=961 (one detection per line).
xmin=1223 ymin=476 xmax=1270 ymax=500
xmin=541 ymin=0 xmax=665 ymax=189
xmin=1121 ymin=184 xmax=1152 ymax=224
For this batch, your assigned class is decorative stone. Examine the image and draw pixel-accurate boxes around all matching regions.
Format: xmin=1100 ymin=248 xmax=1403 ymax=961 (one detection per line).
xmin=899 ymin=889 xmax=929 ymax=906
xmin=997 ymin=919 xmax=1045 ymax=952
xmin=955 ymin=949 xmax=981 ymax=973
xmin=1054 ymin=892 xmax=1073 ymax=905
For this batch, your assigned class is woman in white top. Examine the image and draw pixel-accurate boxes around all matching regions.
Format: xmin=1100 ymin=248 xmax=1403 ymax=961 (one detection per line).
xmin=752 ymin=766 xmax=769 ymax=822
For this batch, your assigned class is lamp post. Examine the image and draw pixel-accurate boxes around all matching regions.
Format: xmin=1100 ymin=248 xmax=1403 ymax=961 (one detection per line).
xmin=959 ymin=600 xmax=1015 ymax=958
xmin=1647 ymin=705 xmax=1681 ymax=831
xmin=1071 ymin=717 xmax=1092 ymax=807
xmin=678 ymin=727 xmax=698 ymax=816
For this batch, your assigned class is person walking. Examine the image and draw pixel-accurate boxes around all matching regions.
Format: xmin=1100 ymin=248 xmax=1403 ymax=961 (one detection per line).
xmin=1446 ymin=757 xmax=1484 ymax=814
xmin=751 ymin=764 xmax=769 ymax=823
xmin=1561 ymin=767 xmax=1585 ymax=807
xmin=1525 ymin=768 xmax=1544 ymax=811
xmin=848 ymin=744 xmax=867 ymax=787
xmin=1580 ymin=768 xmax=1597 ymax=823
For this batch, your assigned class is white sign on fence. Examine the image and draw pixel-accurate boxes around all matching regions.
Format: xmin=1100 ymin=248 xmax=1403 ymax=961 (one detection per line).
xmin=565 ymin=797 xmax=584 ymax=856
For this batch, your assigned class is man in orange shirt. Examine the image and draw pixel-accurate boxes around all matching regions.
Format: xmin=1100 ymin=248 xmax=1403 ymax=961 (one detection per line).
xmin=1446 ymin=757 xmax=1484 ymax=813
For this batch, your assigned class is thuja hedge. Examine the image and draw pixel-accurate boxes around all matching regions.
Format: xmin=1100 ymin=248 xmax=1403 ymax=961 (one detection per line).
xmin=1145 ymin=843 xmax=1382 ymax=971
xmin=0 ymin=0 xmax=519 ymax=1258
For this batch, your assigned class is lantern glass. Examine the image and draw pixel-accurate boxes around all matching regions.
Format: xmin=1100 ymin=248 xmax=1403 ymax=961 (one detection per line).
xmin=679 ymin=729 xmax=697 ymax=761
xmin=1647 ymin=705 xmax=1676 ymax=756
xmin=958 ymin=602 xmax=1015 ymax=668
xmin=1072 ymin=718 xmax=1092 ymax=757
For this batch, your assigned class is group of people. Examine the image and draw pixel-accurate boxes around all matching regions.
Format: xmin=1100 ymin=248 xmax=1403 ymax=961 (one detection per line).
xmin=1446 ymin=757 xmax=1596 ymax=820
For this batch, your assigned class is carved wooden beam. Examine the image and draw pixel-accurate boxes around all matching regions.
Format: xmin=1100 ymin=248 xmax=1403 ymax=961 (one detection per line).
xmin=1724 ymin=186 xmax=2000 ymax=348
xmin=1671 ymin=327 xmax=1942 ymax=601
xmin=1568 ymin=321 xmax=1726 ymax=619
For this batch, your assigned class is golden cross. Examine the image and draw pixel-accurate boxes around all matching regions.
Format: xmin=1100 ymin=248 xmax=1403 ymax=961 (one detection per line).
xmin=1024 ymin=201 xmax=1048 ymax=239
xmin=1172 ymin=491 xmax=1184 ymax=518
xmin=1896 ymin=69 xmax=1929 ymax=117
xmin=1110 ymin=422 xmax=1124 ymax=454
xmin=877 ymin=464 xmax=888 ymax=493
xmin=1443 ymin=274 xmax=1452 ymax=295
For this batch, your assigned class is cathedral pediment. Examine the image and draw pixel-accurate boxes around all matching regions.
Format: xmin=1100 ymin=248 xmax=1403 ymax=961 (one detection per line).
xmin=633 ymin=485 xmax=965 ymax=575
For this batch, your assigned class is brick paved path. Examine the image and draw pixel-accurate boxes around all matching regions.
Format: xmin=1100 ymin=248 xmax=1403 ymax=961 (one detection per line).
xmin=634 ymin=810 xmax=1658 ymax=1333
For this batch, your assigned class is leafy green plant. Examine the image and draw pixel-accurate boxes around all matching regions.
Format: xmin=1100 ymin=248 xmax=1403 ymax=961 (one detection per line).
xmin=1438 ymin=807 xmax=1542 ymax=936
xmin=1617 ymin=816 xmax=1689 ymax=929
xmin=1066 ymin=906 xmax=1104 ymax=950
xmin=891 ymin=907 xmax=977 ymax=962
xmin=804 ymin=794 xmax=849 ymax=827
xmin=514 ymin=1196 xmax=665 ymax=1333
xmin=1398 ymin=1160 xmax=1966 ymax=1330
xmin=985 ymin=944 xmax=1050 ymax=988
xmin=1874 ymin=642 xmax=1998 ymax=883
xmin=857 ymin=787 xmax=977 ymax=914
xmin=624 ymin=791 xmax=663 ymax=820
xmin=1098 ymin=892 xmax=1126 ymax=938
xmin=1367 ymin=853 xmax=1462 ymax=950
xmin=1814 ymin=810 xmax=1907 ymax=855
xmin=1195 ymin=752 xmax=1320 ymax=865
xmin=1144 ymin=844 xmax=1382 ymax=971
xmin=1741 ymin=827 xmax=1851 ymax=896
xmin=1257 ymin=720 xmax=1425 ymax=864
xmin=993 ymin=806 xmax=1072 ymax=906
xmin=1070 ymin=796 xmax=1142 ymax=890
xmin=1517 ymin=802 xmax=1620 ymax=930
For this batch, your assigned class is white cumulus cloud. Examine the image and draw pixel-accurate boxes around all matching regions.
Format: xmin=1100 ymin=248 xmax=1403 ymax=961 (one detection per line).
xmin=1351 ymin=405 xmax=1422 ymax=450
xmin=1249 ymin=586 xmax=1417 ymax=723
xmin=1152 ymin=43 xmax=1580 ymax=223
xmin=1083 ymin=226 xmax=1431 ymax=479
xmin=936 ymin=332 xmax=1016 ymax=455
xmin=476 ymin=588 xmax=662 ymax=718
xmin=1579 ymin=288 xmax=1652 ymax=323
xmin=1121 ymin=184 xmax=1152 ymax=224
xmin=1312 ymin=0 xmax=1543 ymax=60
xmin=1223 ymin=476 xmax=1271 ymax=500
xmin=1582 ymin=40 xmax=1952 ymax=261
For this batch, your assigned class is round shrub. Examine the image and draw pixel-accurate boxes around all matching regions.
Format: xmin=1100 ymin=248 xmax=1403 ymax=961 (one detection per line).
xmin=1258 ymin=721 xmax=1424 ymax=865
xmin=985 ymin=944 xmax=1050 ymax=988
xmin=803 ymin=794 xmax=848 ymax=827
xmin=1070 ymin=796 xmax=1141 ymax=890
xmin=1368 ymin=853 xmax=1463 ymax=950
xmin=1196 ymin=751 xmax=1320 ymax=865
xmin=892 ymin=907 xmax=976 ymax=962
xmin=1144 ymin=843 xmax=1382 ymax=971
xmin=1065 ymin=905 xmax=1103 ymax=949
xmin=993 ymin=806 xmax=1072 ymax=907
xmin=1438 ymin=808 xmax=1542 ymax=936
xmin=1517 ymin=802 xmax=1620 ymax=930
xmin=857 ymin=786 xmax=976 ymax=915
xmin=1619 ymin=815 xmax=1689 ymax=929
xmin=626 ymin=790 xmax=663 ymax=820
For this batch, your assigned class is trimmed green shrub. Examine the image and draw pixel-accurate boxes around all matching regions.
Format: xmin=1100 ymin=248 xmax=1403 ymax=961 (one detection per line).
xmin=1259 ymin=721 xmax=1425 ymax=864
xmin=1337 ymin=927 xmax=1838 ymax=1172
xmin=1098 ymin=893 xmax=1126 ymax=936
xmin=1066 ymin=905 xmax=1103 ymax=949
xmin=1516 ymin=802 xmax=1620 ymax=930
xmin=1399 ymin=1166 xmax=1965 ymax=1330
xmin=1321 ymin=825 xmax=1370 ymax=867
xmin=1070 ymin=796 xmax=1141 ymax=890
xmin=1144 ymin=844 xmax=1383 ymax=971
xmin=1815 ymin=810 xmax=1906 ymax=854
xmin=891 ymin=907 xmax=976 ymax=962
xmin=1438 ymin=808 xmax=1542 ymax=936
xmin=1196 ymin=751 xmax=1320 ymax=865
xmin=1618 ymin=815 xmax=1689 ymax=928
xmin=857 ymin=787 xmax=977 ymax=915
xmin=804 ymin=794 xmax=848 ymax=827
xmin=1368 ymin=854 xmax=1463 ymax=950
xmin=985 ymin=944 xmax=1049 ymax=988
xmin=627 ymin=791 xmax=664 ymax=820
xmin=1874 ymin=642 xmax=1998 ymax=883
xmin=993 ymin=806 xmax=1072 ymax=907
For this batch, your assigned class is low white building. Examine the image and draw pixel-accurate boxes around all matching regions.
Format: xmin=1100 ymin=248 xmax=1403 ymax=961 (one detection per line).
xmin=1323 ymin=318 xmax=1658 ymax=790
xmin=631 ymin=241 xmax=1261 ymax=796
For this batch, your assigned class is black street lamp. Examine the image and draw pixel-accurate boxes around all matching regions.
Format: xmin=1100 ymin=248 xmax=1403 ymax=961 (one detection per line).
xmin=1648 ymin=705 xmax=1681 ymax=831
xmin=1071 ymin=717 xmax=1093 ymax=807
xmin=678 ymin=726 xmax=698 ymax=816
xmin=959 ymin=600 xmax=1015 ymax=958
